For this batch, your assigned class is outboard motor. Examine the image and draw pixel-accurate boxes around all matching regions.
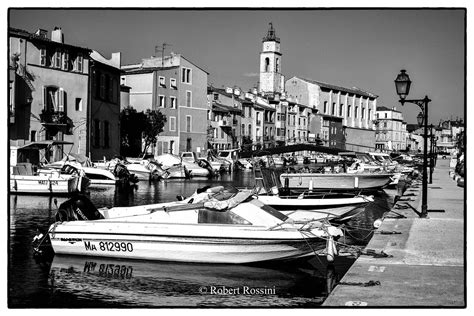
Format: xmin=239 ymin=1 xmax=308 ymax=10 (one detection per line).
xmin=114 ymin=161 xmax=139 ymax=185
xmin=55 ymin=194 xmax=104 ymax=222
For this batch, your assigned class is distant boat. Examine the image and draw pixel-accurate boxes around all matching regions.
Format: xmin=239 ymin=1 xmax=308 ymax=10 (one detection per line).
xmin=46 ymin=190 xmax=343 ymax=264
xmin=280 ymin=172 xmax=392 ymax=191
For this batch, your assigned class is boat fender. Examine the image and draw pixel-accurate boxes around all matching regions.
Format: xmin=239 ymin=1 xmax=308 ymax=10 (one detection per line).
xmin=326 ymin=236 xmax=338 ymax=263
xmin=373 ymin=218 xmax=383 ymax=228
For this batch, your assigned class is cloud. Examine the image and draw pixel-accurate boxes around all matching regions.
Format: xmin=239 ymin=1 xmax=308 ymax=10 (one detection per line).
xmin=243 ymin=72 xmax=259 ymax=77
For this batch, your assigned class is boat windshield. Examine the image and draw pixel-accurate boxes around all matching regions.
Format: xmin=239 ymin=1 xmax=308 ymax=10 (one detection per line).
xmin=198 ymin=209 xmax=251 ymax=225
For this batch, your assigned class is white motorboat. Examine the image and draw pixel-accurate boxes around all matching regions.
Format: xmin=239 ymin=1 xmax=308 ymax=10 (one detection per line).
xmin=10 ymin=141 xmax=89 ymax=195
xmin=11 ymin=163 xmax=87 ymax=195
xmin=46 ymin=190 xmax=343 ymax=264
xmin=42 ymin=156 xmax=117 ymax=186
xmin=255 ymin=193 xmax=373 ymax=223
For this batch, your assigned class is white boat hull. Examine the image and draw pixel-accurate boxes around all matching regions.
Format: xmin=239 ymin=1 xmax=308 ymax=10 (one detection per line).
xmin=256 ymin=195 xmax=371 ymax=207
xmin=10 ymin=175 xmax=78 ymax=194
xmin=49 ymin=222 xmax=326 ymax=264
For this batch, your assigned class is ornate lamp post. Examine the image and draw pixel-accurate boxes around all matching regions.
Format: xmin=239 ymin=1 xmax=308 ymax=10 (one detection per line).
xmin=395 ymin=70 xmax=431 ymax=218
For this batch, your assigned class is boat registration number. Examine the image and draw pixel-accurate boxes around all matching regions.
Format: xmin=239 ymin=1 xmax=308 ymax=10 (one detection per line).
xmin=38 ymin=180 xmax=58 ymax=185
xmin=84 ymin=241 xmax=133 ymax=252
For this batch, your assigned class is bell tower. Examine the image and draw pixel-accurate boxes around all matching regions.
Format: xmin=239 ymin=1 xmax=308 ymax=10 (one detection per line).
xmin=259 ymin=22 xmax=283 ymax=94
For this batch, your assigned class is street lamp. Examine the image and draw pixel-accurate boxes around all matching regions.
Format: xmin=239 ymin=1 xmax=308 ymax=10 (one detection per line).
xmin=394 ymin=69 xmax=431 ymax=218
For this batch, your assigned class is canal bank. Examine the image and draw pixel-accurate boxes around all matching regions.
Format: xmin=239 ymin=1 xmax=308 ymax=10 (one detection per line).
xmin=323 ymin=159 xmax=465 ymax=306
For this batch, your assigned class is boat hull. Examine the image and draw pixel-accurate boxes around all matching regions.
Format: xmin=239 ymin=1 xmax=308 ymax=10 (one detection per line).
xmin=49 ymin=222 xmax=326 ymax=264
xmin=10 ymin=175 xmax=78 ymax=195
xmin=280 ymin=173 xmax=392 ymax=190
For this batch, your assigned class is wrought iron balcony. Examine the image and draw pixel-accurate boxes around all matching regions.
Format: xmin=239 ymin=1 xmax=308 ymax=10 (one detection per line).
xmin=40 ymin=110 xmax=74 ymax=135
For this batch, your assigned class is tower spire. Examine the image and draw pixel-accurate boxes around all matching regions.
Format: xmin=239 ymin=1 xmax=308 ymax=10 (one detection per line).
xmin=263 ymin=22 xmax=280 ymax=42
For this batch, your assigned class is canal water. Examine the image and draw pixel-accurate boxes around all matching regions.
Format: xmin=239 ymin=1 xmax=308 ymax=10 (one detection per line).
xmin=8 ymin=169 xmax=395 ymax=308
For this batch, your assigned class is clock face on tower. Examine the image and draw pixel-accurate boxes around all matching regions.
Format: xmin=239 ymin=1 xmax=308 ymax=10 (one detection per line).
xmin=264 ymin=43 xmax=271 ymax=51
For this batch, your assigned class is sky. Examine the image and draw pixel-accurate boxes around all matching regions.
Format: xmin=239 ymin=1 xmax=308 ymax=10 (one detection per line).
xmin=8 ymin=7 xmax=466 ymax=125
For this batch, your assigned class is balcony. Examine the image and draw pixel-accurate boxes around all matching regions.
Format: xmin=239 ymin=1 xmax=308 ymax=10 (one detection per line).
xmin=40 ymin=110 xmax=74 ymax=135
xmin=218 ymin=119 xmax=231 ymax=129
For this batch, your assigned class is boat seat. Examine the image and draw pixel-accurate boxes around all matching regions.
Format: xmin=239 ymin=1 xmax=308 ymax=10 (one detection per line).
xmin=13 ymin=163 xmax=34 ymax=175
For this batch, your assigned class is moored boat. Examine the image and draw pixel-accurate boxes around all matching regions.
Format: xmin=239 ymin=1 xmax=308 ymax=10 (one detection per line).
xmin=280 ymin=172 xmax=392 ymax=191
xmin=45 ymin=191 xmax=343 ymax=264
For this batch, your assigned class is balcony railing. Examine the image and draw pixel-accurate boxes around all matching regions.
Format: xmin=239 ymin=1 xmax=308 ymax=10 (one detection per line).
xmin=40 ymin=110 xmax=74 ymax=135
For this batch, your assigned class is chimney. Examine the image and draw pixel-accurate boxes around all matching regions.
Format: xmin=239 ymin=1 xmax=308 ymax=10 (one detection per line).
xmin=51 ymin=27 xmax=64 ymax=43
xmin=35 ymin=29 xmax=47 ymax=38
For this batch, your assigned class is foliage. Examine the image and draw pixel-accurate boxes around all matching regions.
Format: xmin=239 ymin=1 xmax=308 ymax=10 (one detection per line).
xmin=142 ymin=109 xmax=167 ymax=155
xmin=119 ymin=107 xmax=166 ymax=157
xmin=120 ymin=107 xmax=146 ymax=157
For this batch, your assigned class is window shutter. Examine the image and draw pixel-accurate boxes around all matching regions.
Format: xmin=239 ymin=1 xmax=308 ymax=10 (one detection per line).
xmin=58 ymin=89 xmax=64 ymax=112
xmin=42 ymin=86 xmax=47 ymax=111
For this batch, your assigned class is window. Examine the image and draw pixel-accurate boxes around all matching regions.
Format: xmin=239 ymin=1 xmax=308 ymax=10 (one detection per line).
xmin=54 ymin=49 xmax=61 ymax=68
xmin=30 ymin=130 xmax=36 ymax=142
xmin=170 ymin=141 xmax=174 ymax=154
xmin=75 ymin=98 xmax=82 ymax=111
xmin=94 ymin=119 xmax=100 ymax=147
xmin=76 ymin=53 xmax=83 ymax=73
xmin=107 ymin=75 xmax=113 ymax=101
xmin=170 ymin=96 xmax=177 ymax=109
xmin=275 ymin=58 xmax=280 ymax=72
xmin=248 ymin=124 xmax=252 ymax=137
xmin=62 ymin=51 xmax=69 ymax=70
xmin=159 ymin=95 xmax=165 ymax=108
xmin=324 ymin=101 xmax=327 ymax=114
xmin=332 ymin=103 xmax=336 ymax=116
xmin=241 ymin=124 xmax=245 ymax=135
xmin=159 ymin=76 xmax=166 ymax=87
xmin=347 ymin=105 xmax=351 ymax=117
xmin=169 ymin=116 xmax=176 ymax=131
xmin=186 ymin=115 xmax=192 ymax=132
xmin=385 ymin=113 xmax=387 ymax=118
xmin=362 ymin=108 xmax=365 ymax=119
xmin=355 ymin=106 xmax=358 ymax=118
xmin=339 ymin=104 xmax=344 ymax=116
xmin=100 ymin=74 xmax=106 ymax=99
xmin=186 ymin=91 xmax=192 ymax=107
xmin=40 ymin=48 xmax=47 ymax=66
xmin=265 ymin=58 xmax=270 ymax=72
xmin=181 ymin=67 xmax=191 ymax=84
xmin=104 ymin=121 xmax=109 ymax=148
xmin=221 ymin=129 xmax=224 ymax=139
xmin=170 ymin=78 xmax=177 ymax=88
xmin=163 ymin=141 xmax=169 ymax=154
xmin=213 ymin=93 xmax=219 ymax=101
xmin=44 ymin=86 xmax=59 ymax=112
xmin=112 ymin=78 xmax=118 ymax=103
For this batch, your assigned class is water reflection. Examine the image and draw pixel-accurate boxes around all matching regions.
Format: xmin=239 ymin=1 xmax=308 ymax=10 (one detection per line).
xmin=48 ymin=255 xmax=335 ymax=307
xmin=9 ymin=169 xmax=396 ymax=308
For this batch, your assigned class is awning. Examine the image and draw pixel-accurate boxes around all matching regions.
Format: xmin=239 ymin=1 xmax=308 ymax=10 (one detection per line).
xmin=18 ymin=140 xmax=74 ymax=150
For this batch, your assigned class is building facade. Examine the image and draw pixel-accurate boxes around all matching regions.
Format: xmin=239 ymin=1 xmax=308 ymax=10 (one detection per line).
xmin=285 ymin=77 xmax=377 ymax=151
xmin=375 ymin=106 xmax=407 ymax=152
xmin=122 ymin=54 xmax=209 ymax=156
xmin=89 ymin=50 xmax=122 ymax=160
xmin=9 ymin=27 xmax=91 ymax=159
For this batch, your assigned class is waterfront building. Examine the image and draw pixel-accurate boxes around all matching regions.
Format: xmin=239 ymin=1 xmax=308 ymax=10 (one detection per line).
xmin=9 ymin=27 xmax=91 ymax=159
xmin=122 ymin=53 xmax=209 ymax=156
xmin=375 ymin=106 xmax=407 ymax=152
xmin=207 ymin=86 xmax=242 ymax=151
xmin=89 ymin=50 xmax=122 ymax=160
xmin=285 ymin=77 xmax=377 ymax=151
xmin=434 ymin=119 xmax=464 ymax=155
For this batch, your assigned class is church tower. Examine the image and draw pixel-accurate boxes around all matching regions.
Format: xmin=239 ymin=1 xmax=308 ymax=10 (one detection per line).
xmin=259 ymin=23 xmax=283 ymax=94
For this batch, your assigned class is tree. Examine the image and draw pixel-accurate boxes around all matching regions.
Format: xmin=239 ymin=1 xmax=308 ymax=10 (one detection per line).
xmin=119 ymin=107 xmax=167 ymax=157
xmin=142 ymin=109 xmax=167 ymax=156
xmin=120 ymin=106 xmax=146 ymax=157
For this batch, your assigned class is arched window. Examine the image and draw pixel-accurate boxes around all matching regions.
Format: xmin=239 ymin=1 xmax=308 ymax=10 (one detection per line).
xmin=265 ymin=57 xmax=270 ymax=72
xmin=275 ymin=58 xmax=280 ymax=72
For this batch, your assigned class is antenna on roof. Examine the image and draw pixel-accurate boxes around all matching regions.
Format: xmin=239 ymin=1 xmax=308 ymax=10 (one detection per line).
xmin=155 ymin=43 xmax=172 ymax=67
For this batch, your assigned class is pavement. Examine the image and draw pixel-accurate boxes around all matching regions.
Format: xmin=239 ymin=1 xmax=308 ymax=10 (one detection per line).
xmin=322 ymin=159 xmax=465 ymax=307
